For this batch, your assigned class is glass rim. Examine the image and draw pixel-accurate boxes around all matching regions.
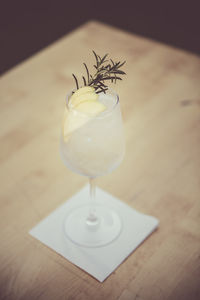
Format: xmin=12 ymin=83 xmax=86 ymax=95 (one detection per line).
xmin=65 ymin=87 xmax=119 ymax=119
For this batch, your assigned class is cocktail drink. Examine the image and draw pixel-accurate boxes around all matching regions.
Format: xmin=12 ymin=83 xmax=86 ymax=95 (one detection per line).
xmin=60 ymin=52 xmax=126 ymax=247
xmin=60 ymin=89 xmax=124 ymax=178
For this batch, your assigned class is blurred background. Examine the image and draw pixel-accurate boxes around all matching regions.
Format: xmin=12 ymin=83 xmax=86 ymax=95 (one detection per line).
xmin=0 ymin=0 xmax=199 ymax=75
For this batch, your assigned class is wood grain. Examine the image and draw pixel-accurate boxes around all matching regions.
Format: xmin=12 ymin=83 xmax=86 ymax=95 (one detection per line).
xmin=0 ymin=21 xmax=200 ymax=300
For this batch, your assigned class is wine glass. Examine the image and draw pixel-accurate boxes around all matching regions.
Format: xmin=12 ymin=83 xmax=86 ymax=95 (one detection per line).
xmin=60 ymin=88 xmax=125 ymax=247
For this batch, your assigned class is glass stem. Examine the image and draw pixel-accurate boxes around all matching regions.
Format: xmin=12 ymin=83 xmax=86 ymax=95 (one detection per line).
xmin=87 ymin=177 xmax=98 ymax=224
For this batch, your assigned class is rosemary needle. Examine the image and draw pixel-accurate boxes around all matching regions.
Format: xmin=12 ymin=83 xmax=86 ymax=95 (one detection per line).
xmin=72 ymin=51 xmax=126 ymax=94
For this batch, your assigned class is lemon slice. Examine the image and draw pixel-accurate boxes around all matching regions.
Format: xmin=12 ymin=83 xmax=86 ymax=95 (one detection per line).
xmin=69 ymin=86 xmax=95 ymax=106
xmin=75 ymin=100 xmax=106 ymax=114
xmin=72 ymin=86 xmax=95 ymax=98
xmin=63 ymin=100 xmax=106 ymax=142
xmin=69 ymin=92 xmax=98 ymax=107
xmin=63 ymin=86 xmax=106 ymax=142
xmin=62 ymin=108 xmax=90 ymax=141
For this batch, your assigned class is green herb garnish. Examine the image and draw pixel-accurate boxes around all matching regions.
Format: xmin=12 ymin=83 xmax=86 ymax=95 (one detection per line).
xmin=72 ymin=51 xmax=126 ymax=93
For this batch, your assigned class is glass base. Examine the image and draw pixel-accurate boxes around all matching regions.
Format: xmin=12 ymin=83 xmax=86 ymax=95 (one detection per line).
xmin=63 ymin=204 xmax=122 ymax=248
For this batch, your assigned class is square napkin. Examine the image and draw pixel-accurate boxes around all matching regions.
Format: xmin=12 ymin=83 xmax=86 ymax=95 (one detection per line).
xmin=29 ymin=185 xmax=159 ymax=282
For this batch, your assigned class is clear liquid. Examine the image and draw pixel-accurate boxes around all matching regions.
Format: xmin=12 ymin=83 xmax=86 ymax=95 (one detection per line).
xmin=60 ymin=91 xmax=125 ymax=177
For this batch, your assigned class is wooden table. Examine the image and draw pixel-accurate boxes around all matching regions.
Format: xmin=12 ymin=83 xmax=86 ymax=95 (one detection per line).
xmin=0 ymin=21 xmax=200 ymax=300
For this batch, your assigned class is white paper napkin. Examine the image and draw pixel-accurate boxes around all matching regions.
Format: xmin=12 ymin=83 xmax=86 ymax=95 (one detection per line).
xmin=29 ymin=185 xmax=159 ymax=282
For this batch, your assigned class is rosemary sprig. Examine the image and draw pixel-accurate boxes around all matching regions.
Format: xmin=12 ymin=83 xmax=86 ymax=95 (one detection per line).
xmin=72 ymin=51 xmax=126 ymax=93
